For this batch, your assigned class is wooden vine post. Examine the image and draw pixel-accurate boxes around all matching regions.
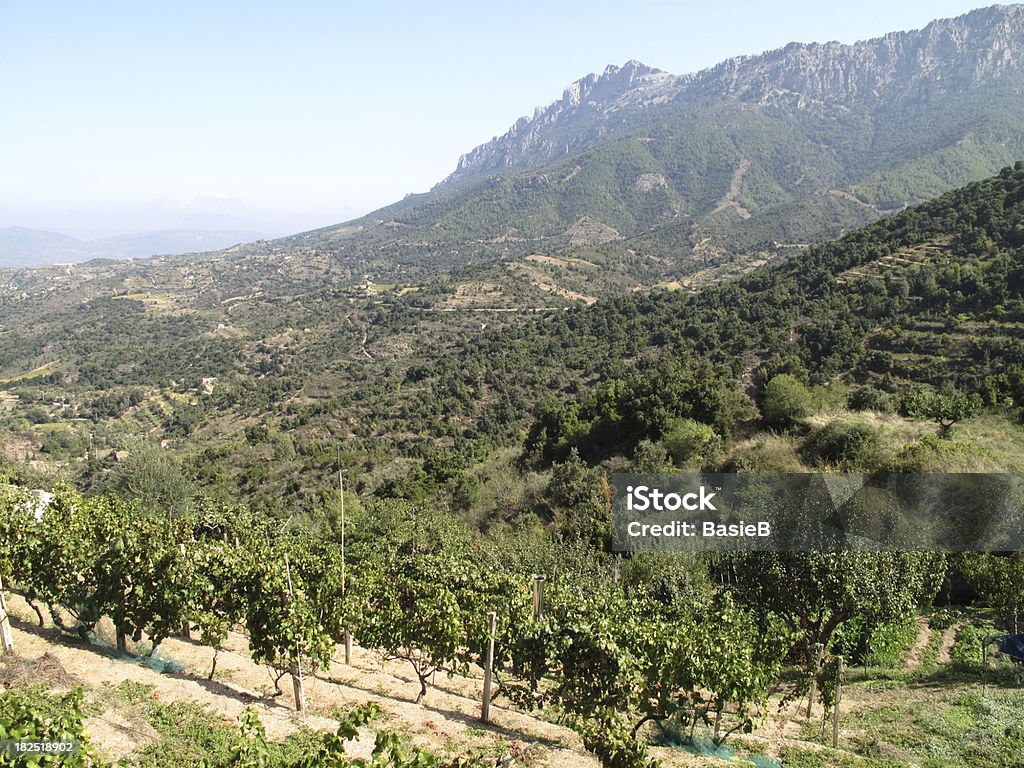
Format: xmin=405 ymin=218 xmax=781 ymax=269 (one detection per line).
xmin=480 ymin=611 xmax=497 ymax=724
xmin=832 ymin=656 xmax=844 ymax=749
xmin=807 ymin=643 xmax=823 ymax=718
xmin=284 ymin=554 xmax=306 ymax=713
xmin=0 ymin=576 xmax=14 ymax=654
xmin=340 ymin=470 xmax=352 ymax=665
xmin=532 ymin=575 xmax=544 ymax=621
xmin=180 ymin=543 xmax=192 ymax=640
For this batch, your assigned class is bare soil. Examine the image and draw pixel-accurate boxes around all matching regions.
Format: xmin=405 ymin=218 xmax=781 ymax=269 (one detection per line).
xmin=2 ymin=594 xmax=594 ymax=768
xmin=903 ymin=616 xmax=932 ymax=671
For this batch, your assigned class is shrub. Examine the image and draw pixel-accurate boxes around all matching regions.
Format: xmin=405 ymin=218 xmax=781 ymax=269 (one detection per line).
xmin=761 ymin=374 xmax=815 ymax=428
xmin=951 ymin=623 xmax=987 ymax=668
xmin=801 ymin=419 xmax=882 ymax=469
xmin=848 ymin=386 xmax=893 ymax=413
xmin=661 ymin=418 xmax=723 ymax=468
xmin=631 ymin=439 xmax=671 ymax=472
xmin=865 ymin=619 xmax=920 ymax=668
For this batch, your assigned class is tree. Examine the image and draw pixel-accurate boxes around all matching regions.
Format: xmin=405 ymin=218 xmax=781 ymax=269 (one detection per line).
xmin=898 ymin=386 xmax=983 ymax=438
xmin=729 ymin=551 xmax=945 ymax=657
xmin=107 ymin=438 xmax=196 ymax=515
xmin=923 ymin=387 xmax=983 ymax=438
xmin=961 ymin=553 xmax=1024 ymax=632
xmin=546 ymin=449 xmax=611 ymax=549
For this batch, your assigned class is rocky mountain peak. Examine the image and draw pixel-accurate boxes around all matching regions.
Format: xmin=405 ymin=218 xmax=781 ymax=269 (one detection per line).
xmin=440 ymin=60 xmax=679 ymax=186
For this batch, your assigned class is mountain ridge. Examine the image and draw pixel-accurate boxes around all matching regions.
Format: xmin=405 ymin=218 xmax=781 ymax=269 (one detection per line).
xmin=442 ymin=4 xmax=1024 ymax=186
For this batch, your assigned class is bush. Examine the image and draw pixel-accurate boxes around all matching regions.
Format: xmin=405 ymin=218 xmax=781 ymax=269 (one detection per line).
xmin=576 ymin=713 xmax=657 ymax=768
xmin=661 ymin=418 xmax=722 ymax=469
xmin=106 ymin=438 xmax=197 ymax=513
xmin=39 ymin=429 xmax=88 ymax=457
xmin=0 ymin=687 xmax=114 ymax=767
xmin=848 ymin=386 xmax=893 ymax=413
xmin=865 ymin=619 xmax=919 ymax=668
xmin=929 ymin=607 xmax=963 ymax=631
xmin=834 ymin=616 xmax=918 ymax=668
xmin=951 ymin=623 xmax=987 ymax=668
xmin=885 ymin=434 xmax=970 ymax=472
xmin=620 ymin=552 xmax=711 ymax=608
xmin=723 ymin=437 xmax=805 ymax=472
xmin=631 ymin=439 xmax=671 ymax=472
xmin=801 ymin=419 xmax=882 ymax=469
xmin=24 ymin=406 xmax=50 ymax=424
xmin=761 ymin=374 xmax=815 ymax=428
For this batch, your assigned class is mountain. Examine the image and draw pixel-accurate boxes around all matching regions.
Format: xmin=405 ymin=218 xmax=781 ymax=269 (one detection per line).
xmin=443 ymin=6 xmax=1024 ymax=186
xmin=11 ymin=6 xmax=1024 ymax=296
xmin=241 ymin=4 xmax=1024 ymax=291
xmin=86 ymin=230 xmax=279 ymax=261
xmin=440 ymin=60 xmax=680 ymax=185
xmin=0 ymin=227 xmax=277 ymax=268
xmin=0 ymin=227 xmax=84 ymax=268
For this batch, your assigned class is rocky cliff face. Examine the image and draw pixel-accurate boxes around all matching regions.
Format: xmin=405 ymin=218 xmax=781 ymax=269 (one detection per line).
xmin=701 ymin=3 xmax=1024 ymax=107
xmin=442 ymin=4 xmax=1024 ymax=186
xmin=443 ymin=60 xmax=681 ymax=184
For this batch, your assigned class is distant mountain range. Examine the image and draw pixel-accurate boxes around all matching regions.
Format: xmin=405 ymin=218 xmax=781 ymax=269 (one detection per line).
xmin=0 ymin=227 xmax=277 ymax=269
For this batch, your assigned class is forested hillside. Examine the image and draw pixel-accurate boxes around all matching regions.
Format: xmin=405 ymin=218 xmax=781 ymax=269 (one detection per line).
xmin=0 ymin=162 xmax=1022 ymax=519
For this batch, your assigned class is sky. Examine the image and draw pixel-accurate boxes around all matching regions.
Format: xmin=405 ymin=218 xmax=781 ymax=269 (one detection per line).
xmin=0 ymin=0 xmax=998 ymax=238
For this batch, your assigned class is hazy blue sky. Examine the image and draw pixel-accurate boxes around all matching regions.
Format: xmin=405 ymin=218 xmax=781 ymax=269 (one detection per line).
xmin=0 ymin=1 xmax=994 ymax=237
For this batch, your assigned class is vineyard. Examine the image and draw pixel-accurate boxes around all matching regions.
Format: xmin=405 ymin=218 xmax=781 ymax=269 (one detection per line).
xmin=0 ymin=484 xmax=793 ymax=767
xmin=2 ymin=483 xmax=1023 ymax=768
